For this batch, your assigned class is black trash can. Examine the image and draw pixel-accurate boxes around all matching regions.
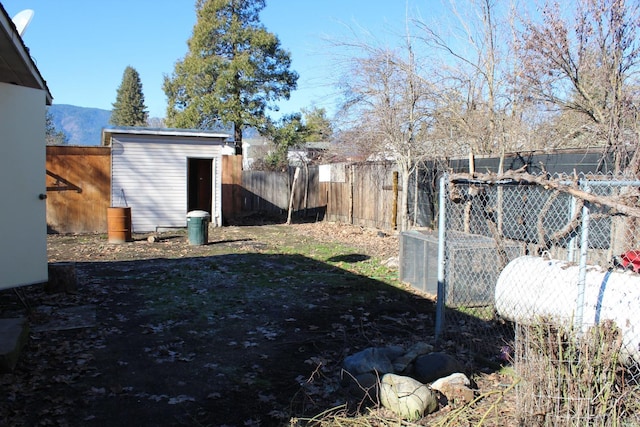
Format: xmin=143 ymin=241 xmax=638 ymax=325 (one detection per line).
xmin=186 ymin=210 xmax=210 ymax=245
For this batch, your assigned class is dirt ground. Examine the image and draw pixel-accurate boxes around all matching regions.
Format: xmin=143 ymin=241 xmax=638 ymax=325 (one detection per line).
xmin=0 ymin=221 xmax=513 ymax=426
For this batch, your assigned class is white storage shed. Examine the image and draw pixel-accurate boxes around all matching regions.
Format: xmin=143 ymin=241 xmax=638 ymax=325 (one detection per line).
xmin=102 ymin=128 xmax=232 ymax=232
xmin=0 ymin=5 xmax=53 ymax=290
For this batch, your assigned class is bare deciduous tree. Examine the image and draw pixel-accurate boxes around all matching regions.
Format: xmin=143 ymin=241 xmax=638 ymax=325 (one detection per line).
xmin=414 ymin=0 xmax=529 ymax=156
xmin=335 ymin=31 xmax=438 ymax=230
xmin=516 ymin=0 xmax=640 ymax=174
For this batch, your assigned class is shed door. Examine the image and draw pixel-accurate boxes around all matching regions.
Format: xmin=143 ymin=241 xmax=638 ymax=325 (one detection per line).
xmin=187 ymin=158 xmax=212 ymax=214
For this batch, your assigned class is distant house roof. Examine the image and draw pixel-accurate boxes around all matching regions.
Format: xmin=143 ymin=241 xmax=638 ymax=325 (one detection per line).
xmin=101 ymin=127 xmax=232 ymax=146
xmin=296 ymin=141 xmax=331 ymax=151
xmin=0 ymin=4 xmax=52 ymax=104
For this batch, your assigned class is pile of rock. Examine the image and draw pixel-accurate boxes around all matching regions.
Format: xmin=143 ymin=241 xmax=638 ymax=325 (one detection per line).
xmin=342 ymin=343 xmax=475 ymax=420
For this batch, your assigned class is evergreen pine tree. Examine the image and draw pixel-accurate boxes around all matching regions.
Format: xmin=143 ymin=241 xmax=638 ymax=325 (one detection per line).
xmin=302 ymin=107 xmax=333 ymax=142
xmin=45 ymin=109 xmax=68 ymax=145
xmin=111 ymin=66 xmax=148 ymax=127
xmin=163 ymin=0 xmax=298 ymax=149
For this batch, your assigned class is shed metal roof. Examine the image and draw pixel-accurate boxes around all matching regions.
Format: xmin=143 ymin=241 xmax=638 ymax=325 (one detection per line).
xmin=102 ymin=126 xmax=232 ymax=146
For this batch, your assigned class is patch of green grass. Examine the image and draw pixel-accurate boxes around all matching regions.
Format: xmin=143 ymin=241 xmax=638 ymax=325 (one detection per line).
xmin=261 ymin=237 xmax=400 ymax=286
xmin=134 ymin=226 xmax=403 ymax=323
xmin=456 ymin=305 xmax=495 ymax=321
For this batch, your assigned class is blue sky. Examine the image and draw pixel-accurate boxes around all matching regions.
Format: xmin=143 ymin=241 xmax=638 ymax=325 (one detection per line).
xmin=1 ymin=0 xmax=432 ymax=120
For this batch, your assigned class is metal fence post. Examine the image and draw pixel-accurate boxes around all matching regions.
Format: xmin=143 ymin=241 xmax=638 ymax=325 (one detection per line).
xmin=575 ymin=182 xmax=590 ymax=331
xmin=567 ymin=195 xmax=578 ymax=262
xmin=435 ymin=174 xmax=447 ymax=340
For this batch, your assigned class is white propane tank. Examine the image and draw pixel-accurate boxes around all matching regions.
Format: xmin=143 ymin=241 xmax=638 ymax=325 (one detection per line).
xmin=495 ymin=256 xmax=640 ymax=364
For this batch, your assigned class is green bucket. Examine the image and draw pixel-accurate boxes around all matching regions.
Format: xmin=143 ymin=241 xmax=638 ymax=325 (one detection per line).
xmin=186 ymin=210 xmax=210 ymax=245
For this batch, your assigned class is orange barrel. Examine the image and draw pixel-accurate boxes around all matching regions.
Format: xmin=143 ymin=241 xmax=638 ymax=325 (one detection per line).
xmin=107 ymin=207 xmax=132 ymax=243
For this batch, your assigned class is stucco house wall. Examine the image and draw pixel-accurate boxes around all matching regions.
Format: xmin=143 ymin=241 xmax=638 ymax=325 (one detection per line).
xmin=0 ymin=4 xmax=52 ymax=290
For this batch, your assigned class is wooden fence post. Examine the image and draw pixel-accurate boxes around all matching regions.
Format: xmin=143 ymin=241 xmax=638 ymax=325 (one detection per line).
xmin=348 ymin=165 xmax=354 ymax=224
xmin=392 ymin=171 xmax=398 ymax=230
xmin=286 ymin=167 xmax=301 ymax=225
xmin=464 ymin=150 xmax=475 ymax=233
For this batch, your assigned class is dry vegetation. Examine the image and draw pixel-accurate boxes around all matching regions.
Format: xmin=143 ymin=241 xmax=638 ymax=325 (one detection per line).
xmin=1 ymin=221 xmax=521 ymax=426
xmin=5 ymin=221 xmax=640 ymax=425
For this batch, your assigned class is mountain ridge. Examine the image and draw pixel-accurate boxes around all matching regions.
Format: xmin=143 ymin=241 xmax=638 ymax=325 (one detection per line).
xmin=48 ymin=104 xmax=111 ymax=146
xmin=48 ymin=104 xmax=260 ymax=145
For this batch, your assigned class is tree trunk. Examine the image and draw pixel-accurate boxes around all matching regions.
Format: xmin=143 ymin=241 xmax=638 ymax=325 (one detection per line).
xmin=234 ymin=122 xmax=243 ymax=153
xmin=303 ymin=162 xmax=309 ymax=218
xmin=400 ymin=164 xmax=411 ymax=231
xmin=45 ymin=262 xmax=77 ymax=294
xmin=286 ymin=167 xmax=300 ymax=225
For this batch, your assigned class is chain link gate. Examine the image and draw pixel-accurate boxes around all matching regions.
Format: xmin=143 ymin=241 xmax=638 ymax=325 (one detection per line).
xmin=427 ymin=172 xmax=640 ymax=425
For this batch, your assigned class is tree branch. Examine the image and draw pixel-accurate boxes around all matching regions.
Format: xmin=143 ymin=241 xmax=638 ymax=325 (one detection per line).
xmin=450 ymin=169 xmax=640 ymax=218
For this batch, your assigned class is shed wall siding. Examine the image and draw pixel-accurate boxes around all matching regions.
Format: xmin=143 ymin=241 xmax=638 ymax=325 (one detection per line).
xmin=111 ymin=135 xmax=222 ymax=232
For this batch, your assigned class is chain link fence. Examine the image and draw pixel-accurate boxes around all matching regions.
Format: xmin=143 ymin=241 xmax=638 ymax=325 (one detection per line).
xmin=401 ymin=172 xmax=640 ymax=425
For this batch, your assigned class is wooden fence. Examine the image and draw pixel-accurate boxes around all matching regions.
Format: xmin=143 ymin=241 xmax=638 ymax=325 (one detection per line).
xmin=45 ymin=145 xmax=620 ymax=233
xmin=242 ymin=162 xmax=400 ymax=229
xmin=241 ymin=147 xmax=621 ymax=231
xmin=222 ymin=154 xmax=243 ymax=220
xmin=242 ymin=166 xmax=328 ymax=221
xmin=46 ymin=145 xmax=111 ymax=233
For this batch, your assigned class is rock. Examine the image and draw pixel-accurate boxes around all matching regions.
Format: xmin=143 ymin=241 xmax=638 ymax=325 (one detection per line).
xmin=381 ymin=257 xmax=399 ymax=268
xmin=343 ymin=346 xmax=404 ymax=376
xmin=430 ymin=372 xmax=474 ymax=404
xmin=0 ymin=317 xmax=29 ymax=372
xmin=45 ymin=262 xmax=77 ymax=293
xmin=148 ymin=235 xmax=159 ymax=243
xmin=430 ymin=372 xmax=470 ymax=391
xmin=413 ymin=352 xmax=464 ymax=384
xmin=438 ymin=383 xmax=475 ymax=405
xmin=380 ymin=373 xmax=438 ymax=420
xmin=392 ymin=342 xmax=433 ymax=373
xmin=343 ymin=372 xmax=379 ymax=404
xmin=430 ymin=373 xmax=475 ymax=405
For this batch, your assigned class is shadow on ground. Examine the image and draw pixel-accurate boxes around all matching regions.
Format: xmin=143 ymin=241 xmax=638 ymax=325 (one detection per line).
xmin=0 ymin=250 xmax=440 ymax=426
xmin=1 ymin=224 xmax=515 ymax=426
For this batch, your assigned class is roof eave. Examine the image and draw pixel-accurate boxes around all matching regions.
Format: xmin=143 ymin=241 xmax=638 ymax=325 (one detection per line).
xmin=0 ymin=4 xmax=52 ymax=104
xmin=101 ymin=127 xmax=232 ymax=146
